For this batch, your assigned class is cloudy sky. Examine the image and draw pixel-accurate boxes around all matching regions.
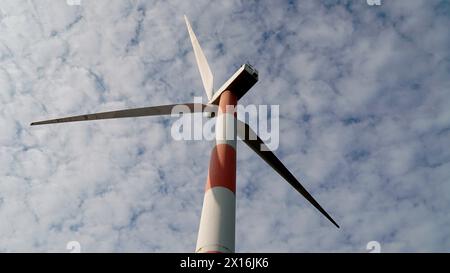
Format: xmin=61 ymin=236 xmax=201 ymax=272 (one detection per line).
xmin=1 ymin=0 xmax=449 ymax=252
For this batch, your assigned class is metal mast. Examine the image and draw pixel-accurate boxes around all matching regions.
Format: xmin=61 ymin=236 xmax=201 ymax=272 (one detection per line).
xmin=196 ymin=91 xmax=237 ymax=253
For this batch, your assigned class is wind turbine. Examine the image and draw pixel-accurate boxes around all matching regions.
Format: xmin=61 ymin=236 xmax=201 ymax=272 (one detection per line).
xmin=31 ymin=16 xmax=339 ymax=253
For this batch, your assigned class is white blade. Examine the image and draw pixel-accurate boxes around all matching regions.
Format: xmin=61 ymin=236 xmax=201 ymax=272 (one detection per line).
xmin=30 ymin=103 xmax=211 ymax=126
xmin=236 ymin=119 xmax=340 ymax=228
xmin=184 ymin=15 xmax=214 ymax=101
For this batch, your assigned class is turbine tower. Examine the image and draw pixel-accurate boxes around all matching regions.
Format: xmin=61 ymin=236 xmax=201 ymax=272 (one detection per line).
xmin=31 ymin=16 xmax=339 ymax=253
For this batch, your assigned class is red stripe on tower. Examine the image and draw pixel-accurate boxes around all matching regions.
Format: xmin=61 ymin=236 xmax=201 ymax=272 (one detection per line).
xmin=205 ymin=144 xmax=236 ymax=193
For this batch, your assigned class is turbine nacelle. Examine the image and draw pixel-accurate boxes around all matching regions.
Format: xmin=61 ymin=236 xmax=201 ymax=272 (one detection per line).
xmin=209 ymin=63 xmax=258 ymax=106
xmin=203 ymin=63 xmax=258 ymax=118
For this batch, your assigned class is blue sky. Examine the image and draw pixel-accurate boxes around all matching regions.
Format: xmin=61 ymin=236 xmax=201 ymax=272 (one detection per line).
xmin=0 ymin=0 xmax=449 ymax=252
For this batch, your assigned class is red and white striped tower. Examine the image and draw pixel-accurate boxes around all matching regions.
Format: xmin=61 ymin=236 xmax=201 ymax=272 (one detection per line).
xmin=196 ymin=90 xmax=237 ymax=253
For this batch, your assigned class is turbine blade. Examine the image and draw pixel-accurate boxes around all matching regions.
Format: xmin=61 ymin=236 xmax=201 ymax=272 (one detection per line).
xmin=236 ymin=119 xmax=340 ymax=228
xmin=31 ymin=103 xmax=212 ymax=126
xmin=184 ymin=15 xmax=214 ymax=101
